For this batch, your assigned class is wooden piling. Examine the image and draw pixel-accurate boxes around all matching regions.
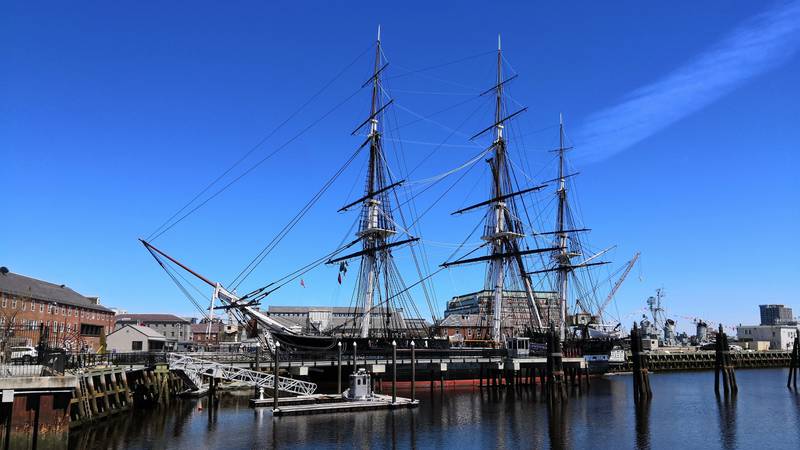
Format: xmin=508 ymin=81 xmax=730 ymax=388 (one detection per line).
xmin=546 ymin=325 xmax=567 ymax=402
xmin=631 ymin=323 xmax=653 ymax=401
xmin=715 ymin=324 xmax=738 ymax=396
xmin=788 ymin=336 xmax=799 ymax=389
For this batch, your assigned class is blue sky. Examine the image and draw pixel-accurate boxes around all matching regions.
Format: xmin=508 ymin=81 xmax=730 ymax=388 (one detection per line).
xmin=2 ymin=1 xmax=798 ymax=333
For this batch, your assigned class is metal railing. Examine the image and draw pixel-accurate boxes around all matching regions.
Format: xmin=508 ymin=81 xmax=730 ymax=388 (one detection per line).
xmin=167 ymin=353 xmax=317 ymax=395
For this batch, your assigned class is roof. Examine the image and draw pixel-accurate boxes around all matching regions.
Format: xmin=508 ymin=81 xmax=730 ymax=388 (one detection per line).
xmin=108 ymin=324 xmax=166 ymax=340
xmin=191 ymin=323 xmax=222 ymax=334
xmin=116 ymin=314 xmax=190 ymax=324
xmin=267 ymin=306 xmax=406 ymax=314
xmin=0 ymin=271 xmax=112 ymax=313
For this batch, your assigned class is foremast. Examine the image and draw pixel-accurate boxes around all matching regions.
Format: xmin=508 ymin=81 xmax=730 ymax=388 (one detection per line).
xmin=358 ymin=27 xmax=393 ymax=338
xmin=330 ymin=27 xmax=419 ymax=339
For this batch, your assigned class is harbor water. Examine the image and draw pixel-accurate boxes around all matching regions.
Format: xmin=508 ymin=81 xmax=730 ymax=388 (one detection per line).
xmin=70 ymin=368 xmax=800 ymax=449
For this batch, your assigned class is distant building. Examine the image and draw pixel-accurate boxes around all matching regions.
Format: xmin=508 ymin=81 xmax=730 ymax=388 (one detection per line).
xmin=438 ymin=314 xmax=515 ymax=344
xmin=190 ymin=322 xmax=221 ymax=348
xmin=106 ymin=325 xmax=166 ymax=352
xmin=759 ymin=304 xmax=795 ymax=325
xmin=443 ymin=290 xmax=558 ymax=337
xmin=266 ymin=306 xmax=429 ymax=337
xmin=737 ymin=325 xmax=798 ymax=351
xmin=115 ymin=314 xmax=191 ymax=350
xmin=0 ymin=269 xmax=115 ymax=351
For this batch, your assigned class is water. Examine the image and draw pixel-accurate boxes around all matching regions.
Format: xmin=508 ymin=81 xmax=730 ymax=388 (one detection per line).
xmin=70 ymin=368 xmax=800 ymax=449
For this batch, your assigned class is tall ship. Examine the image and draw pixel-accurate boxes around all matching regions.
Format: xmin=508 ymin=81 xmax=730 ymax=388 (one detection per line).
xmin=140 ymin=29 xmax=638 ymax=376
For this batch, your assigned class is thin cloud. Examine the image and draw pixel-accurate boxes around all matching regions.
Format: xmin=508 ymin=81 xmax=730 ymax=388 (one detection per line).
xmin=575 ymin=1 xmax=800 ymax=163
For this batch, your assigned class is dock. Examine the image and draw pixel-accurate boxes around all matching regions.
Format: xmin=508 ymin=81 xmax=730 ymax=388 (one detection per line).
xmin=272 ymin=394 xmax=418 ymax=416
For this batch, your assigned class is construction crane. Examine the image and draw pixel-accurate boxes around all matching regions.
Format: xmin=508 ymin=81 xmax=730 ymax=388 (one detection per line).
xmin=597 ymin=252 xmax=640 ymax=320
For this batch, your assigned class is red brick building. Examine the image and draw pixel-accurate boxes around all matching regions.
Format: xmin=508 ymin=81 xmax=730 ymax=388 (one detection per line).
xmin=190 ymin=322 xmax=221 ymax=349
xmin=0 ymin=269 xmax=115 ymax=351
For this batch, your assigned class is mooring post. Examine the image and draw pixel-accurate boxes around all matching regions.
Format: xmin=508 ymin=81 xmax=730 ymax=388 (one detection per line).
xmin=789 ymin=336 xmax=799 ymax=389
xmin=391 ymin=340 xmax=398 ymax=404
xmin=273 ymin=341 xmax=280 ymax=413
xmin=411 ymin=341 xmax=416 ymax=402
xmin=254 ymin=342 xmax=261 ymax=399
xmin=337 ymin=341 xmax=343 ymax=394
xmin=723 ymin=328 xmax=737 ymax=394
xmin=631 ymin=322 xmax=651 ymax=401
xmin=353 ymin=341 xmax=358 ymax=372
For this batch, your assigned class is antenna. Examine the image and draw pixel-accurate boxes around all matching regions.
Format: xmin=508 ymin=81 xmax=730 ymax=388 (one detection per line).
xmin=498 ymin=34 xmax=501 ymax=51
xmin=377 ymin=24 xmax=381 ymax=43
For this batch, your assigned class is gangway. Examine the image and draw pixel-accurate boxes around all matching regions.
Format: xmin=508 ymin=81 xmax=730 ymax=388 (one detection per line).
xmin=167 ymin=353 xmax=317 ymax=396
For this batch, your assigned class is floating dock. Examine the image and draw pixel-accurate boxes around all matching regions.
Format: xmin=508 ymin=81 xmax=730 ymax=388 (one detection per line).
xmin=270 ymin=394 xmax=418 ymax=416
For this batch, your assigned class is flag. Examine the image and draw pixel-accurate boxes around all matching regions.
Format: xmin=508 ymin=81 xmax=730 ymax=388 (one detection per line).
xmin=300 ymin=279 xmax=305 ymax=288
xmin=337 ymin=273 xmax=342 ymax=284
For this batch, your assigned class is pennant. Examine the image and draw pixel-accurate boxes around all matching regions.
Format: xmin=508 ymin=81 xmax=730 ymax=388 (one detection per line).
xmin=300 ymin=279 xmax=306 ymax=288
xmin=337 ymin=273 xmax=342 ymax=284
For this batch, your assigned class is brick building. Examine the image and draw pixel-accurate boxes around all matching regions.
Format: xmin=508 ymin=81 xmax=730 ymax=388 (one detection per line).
xmin=190 ymin=322 xmax=221 ymax=349
xmin=442 ymin=289 xmax=559 ymax=338
xmin=0 ymin=269 xmax=115 ymax=351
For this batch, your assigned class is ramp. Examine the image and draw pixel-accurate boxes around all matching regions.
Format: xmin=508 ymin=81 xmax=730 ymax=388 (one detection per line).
xmin=167 ymin=353 xmax=317 ymax=396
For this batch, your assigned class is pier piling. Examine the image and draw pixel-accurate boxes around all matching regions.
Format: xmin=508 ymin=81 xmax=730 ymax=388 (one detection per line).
xmin=789 ymin=336 xmax=799 ymax=389
xmin=411 ymin=341 xmax=416 ymax=402
xmin=546 ymin=325 xmax=567 ymax=402
xmin=273 ymin=342 xmax=280 ymax=413
xmin=392 ymin=341 xmax=397 ymax=404
xmin=714 ymin=324 xmax=738 ymax=396
xmin=337 ymin=341 xmax=343 ymax=394
xmin=631 ymin=323 xmax=653 ymax=401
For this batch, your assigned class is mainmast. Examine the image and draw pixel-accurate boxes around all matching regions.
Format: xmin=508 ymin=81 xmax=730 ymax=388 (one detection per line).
xmin=554 ymin=115 xmax=570 ymax=340
xmin=488 ymin=35 xmax=508 ymax=344
xmin=444 ymin=36 xmax=550 ymax=346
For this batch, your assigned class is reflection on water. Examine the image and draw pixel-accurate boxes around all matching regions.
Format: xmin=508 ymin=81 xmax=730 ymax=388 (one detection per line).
xmin=634 ymin=399 xmax=651 ymax=450
xmin=716 ymin=394 xmax=737 ymax=450
xmin=68 ymin=369 xmax=800 ymax=450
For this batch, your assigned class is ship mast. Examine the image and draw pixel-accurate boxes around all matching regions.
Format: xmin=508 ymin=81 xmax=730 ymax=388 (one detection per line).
xmin=555 ymin=115 xmax=570 ymax=340
xmin=358 ymin=26 xmax=393 ymax=338
xmin=488 ymin=35 xmax=508 ymax=344
xmin=326 ymin=27 xmax=421 ymax=340
xmin=443 ymin=36 xmax=552 ymax=346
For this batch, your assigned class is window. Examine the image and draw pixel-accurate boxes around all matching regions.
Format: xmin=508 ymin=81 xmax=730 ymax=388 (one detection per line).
xmin=131 ymin=341 xmax=143 ymax=351
xmin=11 ymin=300 xmax=17 ymax=309
xmin=80 ymin=324 xmax=103 ymax=337
xmin=40 ymin=304 xmax=44 ymax=313
xmin=1 ymin=298 xmax=5 ymax=308
xmin=63 ymin=307 xmax=66 ymax=316
xmin=171 ymin=332 xmax=175 ymax=337
xmin=48 ymin=305 xmax=52 ymax=313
